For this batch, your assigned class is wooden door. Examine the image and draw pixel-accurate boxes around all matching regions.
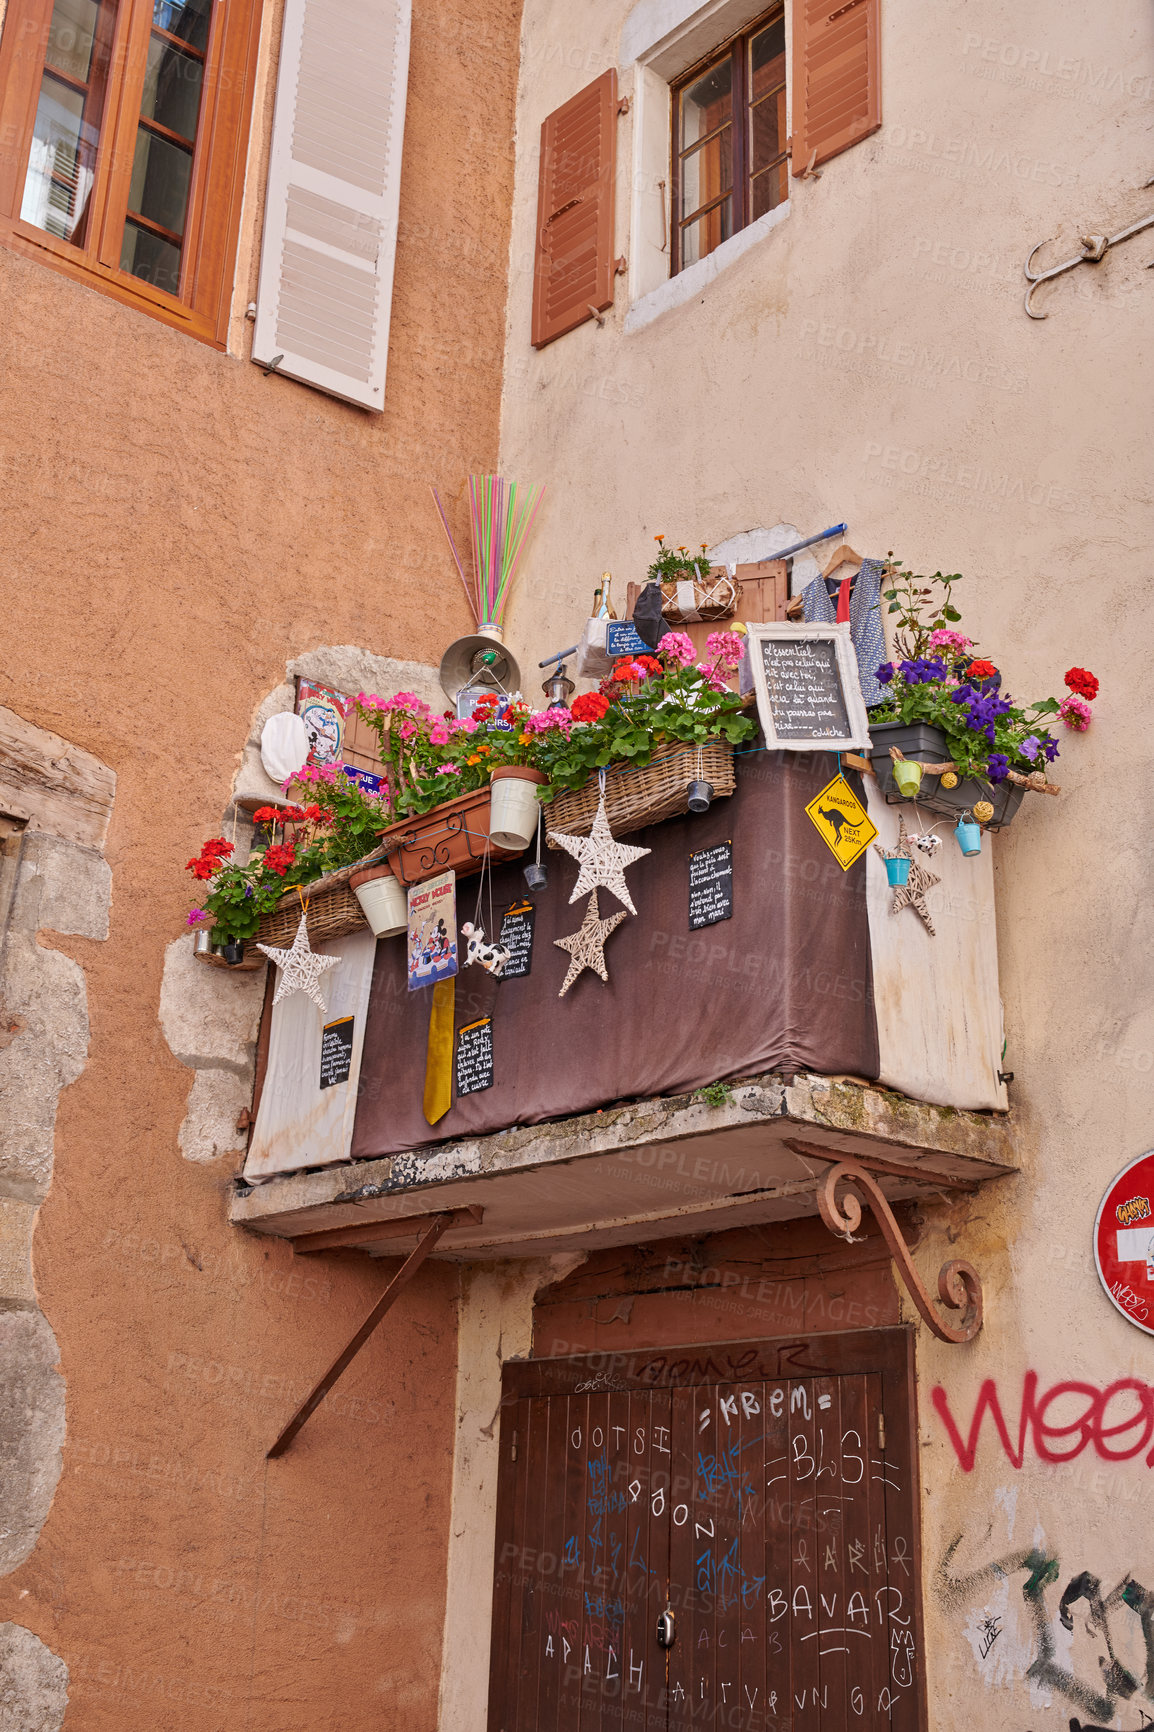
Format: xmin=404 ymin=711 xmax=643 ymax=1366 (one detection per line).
xmin=487 ymin=1330 xmax=924 ymax=1732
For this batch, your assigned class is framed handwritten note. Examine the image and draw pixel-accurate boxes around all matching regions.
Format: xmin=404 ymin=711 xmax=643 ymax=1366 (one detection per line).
xmin=746 ymin=622 xmax=870 ymax=751
xmin=456 ymin=1017 xmax=494 ymax=1096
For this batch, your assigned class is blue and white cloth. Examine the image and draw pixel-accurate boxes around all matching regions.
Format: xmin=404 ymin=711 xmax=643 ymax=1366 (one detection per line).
xmin=802 ymin=556 xmax=889 ymax=707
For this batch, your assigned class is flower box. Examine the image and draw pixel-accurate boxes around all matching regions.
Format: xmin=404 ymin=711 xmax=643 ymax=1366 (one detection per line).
xmin=546 ymin=740 xmax=736 ymax=842
xmin=380 ymin=785 xmax=525 ymax=888
xmin=869 ymin=721 xmax=1025 ymax=830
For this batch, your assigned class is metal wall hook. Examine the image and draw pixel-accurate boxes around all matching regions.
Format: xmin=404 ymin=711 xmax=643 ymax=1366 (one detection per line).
xmin=1024 ymin=180 xmax=1154 ymax=317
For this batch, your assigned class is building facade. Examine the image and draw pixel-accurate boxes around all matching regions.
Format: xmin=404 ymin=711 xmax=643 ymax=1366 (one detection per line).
xmin=0 ymin=0 xmax=1151 ymax=1729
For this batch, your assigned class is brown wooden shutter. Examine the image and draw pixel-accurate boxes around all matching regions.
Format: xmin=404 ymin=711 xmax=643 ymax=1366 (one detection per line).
xmin=791 ymin=0 xmax=881 ymax=174
xmin=531 ymin=69 xmax=619 ymax=349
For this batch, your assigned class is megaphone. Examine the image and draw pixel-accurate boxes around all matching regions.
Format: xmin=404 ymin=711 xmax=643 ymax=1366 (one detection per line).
xmin=438 ymin=628 xmax=522 ymax=706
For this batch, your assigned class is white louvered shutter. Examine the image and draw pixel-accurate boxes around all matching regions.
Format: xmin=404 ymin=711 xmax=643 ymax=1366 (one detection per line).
xmin=251 ymin=0 xmax=410 ymax=410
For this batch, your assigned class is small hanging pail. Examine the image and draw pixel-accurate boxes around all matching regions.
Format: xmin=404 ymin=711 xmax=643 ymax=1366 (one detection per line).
xmin=885 ymin=856 xmax=911 ymax=887
xmin=955 ymin=819 xmax=982 ymax=858
xmin=892 ymin=759 xmax=923 ymax=798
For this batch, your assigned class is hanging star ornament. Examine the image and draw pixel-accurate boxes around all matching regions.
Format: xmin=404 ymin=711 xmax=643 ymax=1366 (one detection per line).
xmin=257 ymin=911 xmax=340 ymax=1009
xmin=873 ymin=812 xmax=940 ymax=937
xmin=547 ymin=791 xmax=651 ymax=916
xmin=554 ymin=890 xmax=627 ymax=997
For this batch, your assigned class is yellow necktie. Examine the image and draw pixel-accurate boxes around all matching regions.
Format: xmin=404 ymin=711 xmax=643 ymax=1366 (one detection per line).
xmin=423 ymin=978 xmax=456 ymax=1124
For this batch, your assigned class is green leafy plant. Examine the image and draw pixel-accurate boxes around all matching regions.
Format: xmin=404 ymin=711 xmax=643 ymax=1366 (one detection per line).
xmin=185 ymin=774 xmax=392 ymax=944
xmin=647 ymin=535 xmax=712 ymax=584
xmin=523 ymin=632 xmax=757 ymax=798
xmin=695 ymin=1081 xmax=735 ymax=1108
xmin=868 ymin=560 xmax=1098 ymax=786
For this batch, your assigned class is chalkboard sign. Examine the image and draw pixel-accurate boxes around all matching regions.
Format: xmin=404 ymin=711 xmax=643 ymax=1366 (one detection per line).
xmin=319 ymin=1016 xmax=355 ymax=1089
xmin=456 ymin=1017 xmax=494 ymax=1096
xmin=689 ymin=842 xmax=733 ymax=930
xmin=746 ymin=623 xmax=870 ymax=751
xmin=499 ymin=900 xmax=535 ymax=979
xmin=605 ymin=620 xmax=650 ymax=657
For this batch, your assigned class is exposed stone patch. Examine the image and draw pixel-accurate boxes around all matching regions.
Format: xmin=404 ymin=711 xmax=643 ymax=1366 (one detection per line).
xmin=0 ymin=1622 xmax=68 ymax=1731
xmin=0 ymin=1308 xmax=65 ymax=1576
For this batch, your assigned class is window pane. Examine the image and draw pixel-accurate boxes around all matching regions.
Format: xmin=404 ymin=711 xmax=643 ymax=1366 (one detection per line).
xmin=127 ymin=126 xmax=192 ymax=235
xmin=45 ymin=0 xmax=99 ymax=82
xmin=120 ymin=219 xmax=181 ymax=292
xmin=681 ymin=195 xmax=733 ymax=267
xmin=141 ymin=33 xmax=204 ymax=140
xmin=680 ymin=125 xmax=731 ymax=223
xmin=750 ymin=14 xmax=786 ymax=104
xmin=152 ymin=0 xmax=211 ymax=53
xmin=20 ymin=0 xmax=116 ymax=245
xmin=679 ymin=54 xmax=732 ymax=151
xmin=21 ymin=76 xmax=97 ymax=241
xmin=749 ymin=12 xmax=787 ymax=220
xmin=751 ymin=159 xmax=787 ymax=220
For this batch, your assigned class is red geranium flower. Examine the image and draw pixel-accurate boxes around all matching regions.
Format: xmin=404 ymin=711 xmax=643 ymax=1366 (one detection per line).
xmin=967 ymin=659 xmax=998 ymax=680
xmin=262 ymin=842 xmax=296 ymax=877
xmin=571 ymin=692 xmax=611 ymax=723
xmin=251 ymin=806 xmax=280 ymax=825
xmin=1064 ymin=666 xmax=1099 ymax=701
xmin=636 ymin=656 xmax=663 ymax=676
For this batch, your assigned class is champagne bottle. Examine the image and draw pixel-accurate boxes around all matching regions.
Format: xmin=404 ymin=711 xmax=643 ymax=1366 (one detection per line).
xmin=596 ymin=573 xmax=617 ymax=620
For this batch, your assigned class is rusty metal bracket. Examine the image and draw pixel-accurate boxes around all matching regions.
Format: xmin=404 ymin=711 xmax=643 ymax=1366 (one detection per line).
xmin=809 ymin=1154 xmax=983 ymax=1344
xmin=267 ymin=1215 xmax=449 ymax=1458
xmin=290 ymin=1203 xmax=483 ymax=1255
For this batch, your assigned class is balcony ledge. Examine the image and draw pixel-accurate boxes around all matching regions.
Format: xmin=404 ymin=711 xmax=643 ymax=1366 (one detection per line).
xmin=229 ymin=1071 xmax=1016 ymax=1260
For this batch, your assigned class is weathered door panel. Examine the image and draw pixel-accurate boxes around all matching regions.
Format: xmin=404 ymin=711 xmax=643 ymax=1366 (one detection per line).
xmin=488 ymin=1331 xmax=924 ymax=1732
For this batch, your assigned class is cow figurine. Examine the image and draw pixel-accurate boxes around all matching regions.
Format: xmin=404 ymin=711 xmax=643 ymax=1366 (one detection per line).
xmin=460 ymin=921 xmax=510 ymax=978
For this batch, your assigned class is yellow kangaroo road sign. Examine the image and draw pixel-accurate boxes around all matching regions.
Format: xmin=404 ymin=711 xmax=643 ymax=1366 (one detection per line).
xmin=805 ymin=773 xmax=877 ymax=870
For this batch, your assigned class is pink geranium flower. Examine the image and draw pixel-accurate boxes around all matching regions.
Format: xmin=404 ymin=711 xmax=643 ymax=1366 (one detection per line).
xmin=705 ymin=630 xmax=745 ymax=670
xmin=658 ymin=631 xmax=696 ymax=666
xmin=1059 ymin=694 xmax=1093 ymax=731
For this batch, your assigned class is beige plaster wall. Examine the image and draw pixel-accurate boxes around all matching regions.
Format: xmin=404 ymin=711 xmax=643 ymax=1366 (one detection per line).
xmin=498 ymin=1 xmax=1154 ymax=1726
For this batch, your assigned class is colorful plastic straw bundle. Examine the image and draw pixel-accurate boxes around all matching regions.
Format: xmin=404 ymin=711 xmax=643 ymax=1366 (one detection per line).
xmin=431 ymin=475 xmax=545 ymax=631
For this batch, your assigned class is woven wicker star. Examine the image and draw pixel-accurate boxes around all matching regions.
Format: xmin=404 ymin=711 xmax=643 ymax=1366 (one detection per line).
xmin=554 ymin=891 xmax=627 ymax=997
xmin=257 ymin=911 xmax=340 ymax=1010
xmin=547 ymin=791 xmax=651 ymax=916
xmin=873 ymin=813 xmax=939 ymax=937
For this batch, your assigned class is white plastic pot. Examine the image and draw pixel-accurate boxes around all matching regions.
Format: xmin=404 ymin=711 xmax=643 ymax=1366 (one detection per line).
xmin=349 ymin=866 xmax=407 ymax=937
xmin=489 ymin=768 xmax=546 ymax=851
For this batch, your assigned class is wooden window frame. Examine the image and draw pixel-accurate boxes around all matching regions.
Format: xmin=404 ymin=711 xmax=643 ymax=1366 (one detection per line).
xmin=0 ymin=0 xmax=263 ymax=348
xmin=670 ymin=2 xmax=787 ymax=278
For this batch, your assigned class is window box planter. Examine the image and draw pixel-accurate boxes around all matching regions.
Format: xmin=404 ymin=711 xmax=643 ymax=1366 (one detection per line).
xmin=546 ymin=739 xmax=736 ymax=843
xmin=380 ymin=785 xmax=525 ymax=888
xmin=868 ymin=721 xmax=1025 ymax=830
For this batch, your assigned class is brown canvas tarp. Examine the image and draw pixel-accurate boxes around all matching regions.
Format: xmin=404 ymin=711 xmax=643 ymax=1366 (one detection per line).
xmin=351 ymin=750 xmax=878 ymax=1158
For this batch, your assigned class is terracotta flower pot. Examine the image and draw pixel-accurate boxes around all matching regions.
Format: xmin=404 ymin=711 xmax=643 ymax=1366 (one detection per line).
xmin=379 ymin=785 xmax=524 ymax=888
xmin=488 ymin=765 xmax=547 ymax=851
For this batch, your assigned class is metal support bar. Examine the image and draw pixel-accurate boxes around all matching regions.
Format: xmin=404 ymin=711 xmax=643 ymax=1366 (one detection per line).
xmin=801 ymin=1149 xmax=984 ymax=1343
xmin=267 ymin=1215 xmax=450 ymax=1458
xmin=290 ymin=1204 xmax=483 ymax=1255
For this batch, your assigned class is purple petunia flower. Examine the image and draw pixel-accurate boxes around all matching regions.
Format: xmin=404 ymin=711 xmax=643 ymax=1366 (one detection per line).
xmin=876 ymin=662 xmax=894 ymax=684
xmin=1020 ymin=736 xmax=1041 ymax=762
xmin=987 ymin=754 xmax=1010 ymax=783
xmin=898 ymin=656 xmax=947 ymax=685
xmin=1044 ymin=739 xmax=1059 ymax=763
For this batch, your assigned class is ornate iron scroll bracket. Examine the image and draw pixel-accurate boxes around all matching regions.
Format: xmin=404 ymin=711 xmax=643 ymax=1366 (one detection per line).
xmin=811 ymin=1155 xmax=984 ymax=1344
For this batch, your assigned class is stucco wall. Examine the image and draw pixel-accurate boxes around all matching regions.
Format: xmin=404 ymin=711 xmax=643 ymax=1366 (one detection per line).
xmin=0 ymin=0 xmax=523 ymax=1725
xmin=498 ymin=0 xmax=1154 ymax=1727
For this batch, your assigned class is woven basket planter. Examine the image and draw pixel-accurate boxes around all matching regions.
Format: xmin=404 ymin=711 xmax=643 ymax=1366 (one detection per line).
xmin=546 ymin=740 xmax=736 ymax=844
xmin=660 ymin=570 xmax=740 ymax=626
xmin=254 ymin=855 xmax=383 ymax=949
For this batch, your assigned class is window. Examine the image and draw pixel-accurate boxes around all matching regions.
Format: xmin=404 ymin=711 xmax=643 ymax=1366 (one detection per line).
xmin=671 ymin=5 xmax=786 ymax=275
xmin=0 ymin=0 xmax=262 ymax=346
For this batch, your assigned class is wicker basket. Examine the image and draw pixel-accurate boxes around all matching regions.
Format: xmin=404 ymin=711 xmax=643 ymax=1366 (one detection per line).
xmin=546 ymin=741 xmax=736 ymax=843
xmin=660 ymin=569 xmax=740 ymax=626
xmin=253 ymin=853 xmax=387 ymax=949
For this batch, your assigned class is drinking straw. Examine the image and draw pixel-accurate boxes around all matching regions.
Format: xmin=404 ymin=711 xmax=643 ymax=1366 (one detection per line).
xmin=431 ymin=476 xmax=545 ymax=630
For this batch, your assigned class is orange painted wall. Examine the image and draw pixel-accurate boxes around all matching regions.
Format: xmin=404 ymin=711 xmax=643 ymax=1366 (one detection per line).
xmin=0 ymin=0 xmax=522 ymax=1723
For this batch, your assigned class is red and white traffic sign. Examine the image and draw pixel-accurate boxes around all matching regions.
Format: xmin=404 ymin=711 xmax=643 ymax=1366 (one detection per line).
xmin=1094 ymin=1151 xmax=1154 ymax=1335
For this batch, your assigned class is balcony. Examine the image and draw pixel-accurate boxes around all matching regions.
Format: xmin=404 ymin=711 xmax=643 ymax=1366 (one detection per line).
xmin=232 ymin=752 xmax=1016 ymax=1282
